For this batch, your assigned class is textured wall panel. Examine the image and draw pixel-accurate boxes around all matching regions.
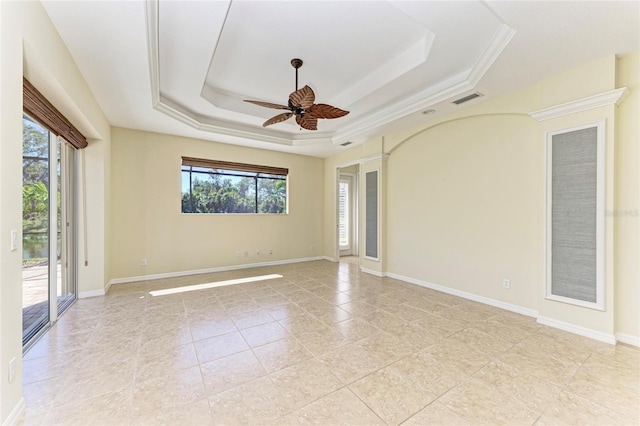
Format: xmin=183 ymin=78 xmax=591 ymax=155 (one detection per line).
xmin=365 ymin=170 xmax=378 ymax=259
xmin=551 ymin=127 xmax=598 ymax=303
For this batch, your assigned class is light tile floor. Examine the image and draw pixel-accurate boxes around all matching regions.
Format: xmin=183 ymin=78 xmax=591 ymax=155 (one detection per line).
xmin=20 ymin=259 xmax=639 ymax=425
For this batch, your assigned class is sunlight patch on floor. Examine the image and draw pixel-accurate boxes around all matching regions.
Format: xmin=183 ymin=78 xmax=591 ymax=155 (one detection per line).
xmin=149 ymin=274 xmax=283 ymax=297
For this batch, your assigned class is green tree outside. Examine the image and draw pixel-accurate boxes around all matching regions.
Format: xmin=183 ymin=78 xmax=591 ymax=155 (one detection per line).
xmin=182 ymin=170 xmax=286 ymax=214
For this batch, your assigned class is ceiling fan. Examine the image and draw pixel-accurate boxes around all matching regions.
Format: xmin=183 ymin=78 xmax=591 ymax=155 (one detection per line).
xmin=244 ymin=58 xmax=349 ymax=131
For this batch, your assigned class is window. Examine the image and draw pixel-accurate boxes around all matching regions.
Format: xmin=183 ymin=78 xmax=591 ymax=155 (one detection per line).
xmin=181 ymin=157 xmax=288 ymax=214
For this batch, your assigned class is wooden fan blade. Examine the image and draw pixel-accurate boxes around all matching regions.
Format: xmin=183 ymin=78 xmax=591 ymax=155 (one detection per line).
xmin=289 ymin=85 xmax=315 ymax=110
xmin=307 ymin=104 xmax=350 ymax=119
xmin=263 ymin=113 xmax=293 ymax=127
xmin=244 ymin=100 xmax=290 ymax=110
xmin=295 ymin=114 xmax=318 ymax=131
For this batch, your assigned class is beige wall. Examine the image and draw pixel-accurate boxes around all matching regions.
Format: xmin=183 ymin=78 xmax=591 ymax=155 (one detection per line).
xmin=0 ymin=1 xmax=111 ymax=421
xmin=614 ymin=52 xmax=640 ymax=339
xmin=387 ymin=113 xmax=542 ymax=310
xmin=324 ymin=54 xmax=639 ymax=343
xmin=109 ymin=128 xmax=324 ymax=281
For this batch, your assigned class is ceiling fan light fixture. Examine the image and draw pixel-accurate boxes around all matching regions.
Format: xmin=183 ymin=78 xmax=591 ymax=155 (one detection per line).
xmin=422 ymin=109 xmax=436 ymax=115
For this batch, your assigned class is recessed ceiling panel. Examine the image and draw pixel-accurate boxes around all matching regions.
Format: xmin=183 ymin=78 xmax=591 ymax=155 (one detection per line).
xmin=205 ymin=1 xmax=428 ymax=106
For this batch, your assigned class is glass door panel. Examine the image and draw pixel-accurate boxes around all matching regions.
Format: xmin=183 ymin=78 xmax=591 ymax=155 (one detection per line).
xmin=57 ymin=140 xmax=76 ymax=313
xmin=22 ymin=115 xmax=51 ymax=345
xmin=339 ymin=175 xmax=356 ymax=257
xmin=339 ymin=179 xmax=350 ymax=249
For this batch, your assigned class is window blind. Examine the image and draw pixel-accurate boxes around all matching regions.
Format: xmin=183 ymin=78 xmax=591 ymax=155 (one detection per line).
xmin=23 ymin=78 xmax=88 ymax=149
xmin=182 ymin=156 xmax=288 ymax=176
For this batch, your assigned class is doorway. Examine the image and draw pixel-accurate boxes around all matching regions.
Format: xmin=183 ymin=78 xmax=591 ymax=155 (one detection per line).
xmin=337 ymin=165 xmax=359 ymax=259
xmin=22 ymin=114 xmax=77 ymax=350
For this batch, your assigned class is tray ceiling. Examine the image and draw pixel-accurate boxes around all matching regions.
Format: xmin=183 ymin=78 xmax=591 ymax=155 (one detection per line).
xmin=42 ymin=1 xmax=639 ymax=157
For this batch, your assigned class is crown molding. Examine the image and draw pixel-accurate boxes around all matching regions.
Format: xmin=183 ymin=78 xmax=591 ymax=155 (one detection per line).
xmin=468 ymin=24 xmax=516 ymax=86
xmin=333 ymin=70 xmax=473 ymax=145
xmin=332 ymin=30 xmax=435 ymax=108
xmin=145 ymin=0 xmax=160 ymax=108
xmin=331 ymin=24 xmax=516 ymax=145
xmin=529 ymin=87 xmax=630 ymax=121
xmin=359 ymin=153 xmax=390 ymax=164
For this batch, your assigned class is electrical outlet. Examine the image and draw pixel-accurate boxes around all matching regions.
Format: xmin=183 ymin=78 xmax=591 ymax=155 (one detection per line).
xmin=244 ymin=251 xmax=249 ymax=257
xmin=9 ymin=357 xmax=16 ymax=383
xmin=256 ymin=250 xmax=260 ymax=256
xmin=269 ymin=249 xmax=273 ymax=255
xmin=503 ymin=279 xmax=510 ymax=289
xmin=236 ymin=251 xmax=241 ymax=258
xmin=310 ymin=245 xmax=314 ymax=252
xmin=393 ymin=257 xmax=398 ymax=265
xmin=141 ymin=258 xmax=147 ymax=266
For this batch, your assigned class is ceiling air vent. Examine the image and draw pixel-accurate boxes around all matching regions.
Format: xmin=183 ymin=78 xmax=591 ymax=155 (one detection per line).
xmin=453 ymin=92 xmax=483 ymax=105
xmin=340 ymin=141 xmax=353 ymax=147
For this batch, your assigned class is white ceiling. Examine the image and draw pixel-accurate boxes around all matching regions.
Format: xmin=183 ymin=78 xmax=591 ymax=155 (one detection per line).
xmin=42 ymin=1 xmax=639 ymax=158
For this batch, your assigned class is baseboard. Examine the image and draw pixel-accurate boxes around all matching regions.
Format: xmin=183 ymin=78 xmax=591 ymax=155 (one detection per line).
xmin=615 ymin=332 xmax=640 ymax=347
xmin=79 ymin=279 xmax=111 ymax=299
xmin=360 ymin=267 xmax=386 ymax=277
xmin=78 ymin=288 xmax=106 ymax=299
xmin=2 ymin=397 xmax=25 ymax=426
xmin=109 ymin=256 xmax=326 ymax=286
xmin=387 ymin=272 xmax=622 ymax=345
xmin=537 ymin=315 xmax=616 ymax=345
xmin=386 ymin=272 xmax=538 ymax=318
xmin=323 ymin=256 xmax=337 ymax=262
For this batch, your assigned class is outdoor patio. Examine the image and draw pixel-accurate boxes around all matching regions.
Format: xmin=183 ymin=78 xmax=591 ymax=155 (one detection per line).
xmin=22 ymin=262 xmax=70 ymax=335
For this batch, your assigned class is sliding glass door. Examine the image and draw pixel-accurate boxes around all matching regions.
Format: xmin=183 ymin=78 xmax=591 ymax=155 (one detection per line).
xmin=22 ymin=114 xmax=77 ymax=349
